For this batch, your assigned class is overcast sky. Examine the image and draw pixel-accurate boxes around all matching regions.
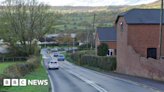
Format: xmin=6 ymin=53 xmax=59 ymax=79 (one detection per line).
xmin=0 ymin=0 xmax=158 ymax=6
xmin=39 ymin=0 xmax=158 ymax=6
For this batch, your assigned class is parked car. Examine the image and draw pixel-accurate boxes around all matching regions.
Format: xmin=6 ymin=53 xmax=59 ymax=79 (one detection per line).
xmin=54 ymin=52 xmax=58 ymax=57
xmin=51 ymin=48 xmax=58 ymax=52
xmin=58 ymin=54 xmax=65 ymax=61
xmin=48 ymin=60 xmax=59 ymax=69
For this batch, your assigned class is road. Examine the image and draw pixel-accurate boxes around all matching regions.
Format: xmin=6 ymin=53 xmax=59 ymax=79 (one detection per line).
xmin=41 ymin=49 xmax=161 ymax=92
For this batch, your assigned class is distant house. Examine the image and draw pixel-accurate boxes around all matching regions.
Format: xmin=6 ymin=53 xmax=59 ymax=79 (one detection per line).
xmin=115 ymin=9 xmax=164 ymax=80
xmin=39 ymin=37 xmax=57 ymax=45
xmin=95 ymin=27 xmax=117 ymax=56
xmin=46 ymin=34 xmax=59 ymax=38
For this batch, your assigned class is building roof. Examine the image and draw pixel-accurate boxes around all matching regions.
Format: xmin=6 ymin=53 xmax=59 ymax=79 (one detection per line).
xmin=39 ymin=38 xmax=56 ymax=42
xmin=97 ymin=27 xmax=116 ymax=41
xmin=115 ymin=9 xmax=164 ymax=24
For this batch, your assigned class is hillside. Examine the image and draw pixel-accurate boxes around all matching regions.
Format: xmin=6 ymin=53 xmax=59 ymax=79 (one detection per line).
xmin=49 ymin=0 xmax=161 ymax=34
xmin=51 ymin=6 xmax=126 ymax=12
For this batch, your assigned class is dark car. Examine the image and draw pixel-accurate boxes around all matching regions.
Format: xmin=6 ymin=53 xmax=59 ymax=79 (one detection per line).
xmin=54 ymin=52 xmax=58 ymax=57
xmin=58 ymin=54 xmax=65 ymax=61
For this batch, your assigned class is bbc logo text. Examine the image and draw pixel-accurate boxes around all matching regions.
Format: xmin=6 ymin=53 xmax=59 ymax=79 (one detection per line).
xmin=3 ymin=79 xmax=48 ymax=86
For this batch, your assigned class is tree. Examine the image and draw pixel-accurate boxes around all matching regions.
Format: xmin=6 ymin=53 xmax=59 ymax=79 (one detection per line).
xmin=73 ymin=22 xmax=76 ymax=25
xmin=63 ymin=33 xmax=71 ymax=50
xmin=56 ymin=33 xmax=64 ymax=43
xmin=97 ymin=23 xmax=104 ymax=27
xmin=76 ymin=31 xmax=87 ymax=42
xmin=63 ymin=33 xmax=71 ymax=44
xmin=0 ymin=0 xmax=61 ymax=56
xmin=97 ymin=43 xmax=109 ymax=56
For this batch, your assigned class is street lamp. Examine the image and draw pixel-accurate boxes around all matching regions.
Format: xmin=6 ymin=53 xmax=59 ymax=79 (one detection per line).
xmin=44 ymin=35 xmax=47 ymax=48
xmin=72 ymin=34 xmax=76 ymax=53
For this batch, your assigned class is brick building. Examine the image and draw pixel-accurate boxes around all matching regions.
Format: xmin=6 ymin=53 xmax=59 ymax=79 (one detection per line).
xmin=95 ymin=27 xmax=117 ymax=56
xmin=115 ymin=9 xmax=164 ymax=81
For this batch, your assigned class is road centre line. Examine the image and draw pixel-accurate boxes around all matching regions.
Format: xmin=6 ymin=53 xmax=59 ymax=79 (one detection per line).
xmin=66 ymin=69 xmax=108 ymax=92
xmin=48 ymin=52 xmax=161 ymax=92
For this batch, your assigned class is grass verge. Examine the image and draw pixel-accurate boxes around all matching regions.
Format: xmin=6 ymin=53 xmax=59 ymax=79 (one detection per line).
xmin=0 ymin=55 xmax=50 ymax=92
xmin=0 ymin=61 xmax=24 ymax=74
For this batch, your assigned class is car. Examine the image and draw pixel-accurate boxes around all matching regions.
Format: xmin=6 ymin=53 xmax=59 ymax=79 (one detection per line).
xmin=54 ymin=52 xmax=58 ymax=57
xmin=48 ymin=60 xmax=59 ymax=69
xmin=58 ymin=54 xmax=65 ymax=61
xmin=51 ymin=48 xmax=58 ymax=52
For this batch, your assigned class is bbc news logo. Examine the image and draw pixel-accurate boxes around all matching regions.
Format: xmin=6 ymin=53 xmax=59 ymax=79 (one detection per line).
xmin=3 ymin=79 xmax=48 ymax=86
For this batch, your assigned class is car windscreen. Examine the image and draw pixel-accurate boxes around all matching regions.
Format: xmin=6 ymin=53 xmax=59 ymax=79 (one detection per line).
xmin=59 ymin=55 xmax=64 ymax=57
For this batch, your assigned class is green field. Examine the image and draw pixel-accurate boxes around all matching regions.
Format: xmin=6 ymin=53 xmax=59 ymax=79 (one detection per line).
xmin=54 ymin=12 xmax=114 ymax=33
xmin=0 ymin=61 xmax=24 ymax=74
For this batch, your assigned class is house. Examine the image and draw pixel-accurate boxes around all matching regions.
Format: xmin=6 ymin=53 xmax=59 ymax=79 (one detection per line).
xmin=39 ymin=37 xmax=57 ymax=45
xmin=115 ymin=9 xmax=164 ymax=81
xmin=95 ymin=27 xmax=117 ymax=56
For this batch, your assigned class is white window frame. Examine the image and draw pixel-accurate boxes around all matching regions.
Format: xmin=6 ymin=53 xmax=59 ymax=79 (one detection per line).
xmin=107 ymin=49 xmax=114 ymax=56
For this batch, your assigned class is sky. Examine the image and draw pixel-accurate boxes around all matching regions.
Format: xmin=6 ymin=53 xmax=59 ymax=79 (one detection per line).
xmin=38 ymin=0 xmax=158 ymax=6
xmin=0 ymin=0 xmax=159 ymax=6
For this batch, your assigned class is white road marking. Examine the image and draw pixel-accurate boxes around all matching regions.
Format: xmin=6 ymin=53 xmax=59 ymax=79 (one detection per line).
xmin=41 ymin=58 xmax=55 ymax=92
xmin=48 ymin=75 xmax=55 ymax=92
xmin=66 ymin=70 xmax=108 ymax=92
xmin=43 ymin=55 xmax=49 ymax=59
xmin=44 ymin=51 xmax=164 ymax=92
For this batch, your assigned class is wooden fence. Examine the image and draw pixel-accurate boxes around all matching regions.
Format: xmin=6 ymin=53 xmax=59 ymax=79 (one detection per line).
xmin=0 ymin=57 xmax=28 ymax=62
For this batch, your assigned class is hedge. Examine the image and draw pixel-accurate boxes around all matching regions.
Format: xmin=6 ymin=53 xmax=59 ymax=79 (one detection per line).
xmin=66 ymin=52 xmax=116 ymax=71
xmin=0 ymin=56 xmax=40 ymax=88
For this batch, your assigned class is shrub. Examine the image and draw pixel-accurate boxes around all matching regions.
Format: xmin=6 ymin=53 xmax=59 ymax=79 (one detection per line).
xmin=97 ymin=43 xmax=109 ymax=56
xmin=0 ymin=56 xmax=40 ymax=88
xmin=66 ymin=52 xmax=117 ymax=71
xmin=81 ymin=55 xmax=116 ymax=71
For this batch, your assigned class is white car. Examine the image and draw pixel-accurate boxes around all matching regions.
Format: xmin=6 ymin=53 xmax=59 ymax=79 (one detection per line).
xmin=48 ymin=60 xmax=59 ymax=69
xmin=51 ymin=48 xmax=58 ymax=52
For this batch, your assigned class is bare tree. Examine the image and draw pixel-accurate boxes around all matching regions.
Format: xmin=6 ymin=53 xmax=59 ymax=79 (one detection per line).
xmin=0 ymin=0 xmax=61 ymax=56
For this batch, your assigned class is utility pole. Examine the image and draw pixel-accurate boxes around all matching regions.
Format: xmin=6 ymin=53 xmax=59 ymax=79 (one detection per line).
xmin=90 ymin=13 xmax=95 ymax=55
xmin=45 ymin=36 xmax=46 ymax=48
xmin=73 ymin=37 xmax=75 ymax=53
xmin=159 ymin=0 xmax=163 ymax=59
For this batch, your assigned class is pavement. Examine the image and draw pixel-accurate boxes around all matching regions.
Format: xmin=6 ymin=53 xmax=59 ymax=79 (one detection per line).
xmin=41 ymin=48 xmax=164 ymax=92
xmin=104 ymin=72 xmax=164 ymax=92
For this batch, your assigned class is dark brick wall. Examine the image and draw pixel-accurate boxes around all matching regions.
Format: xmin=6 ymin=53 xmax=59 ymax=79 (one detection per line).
xmin=128 ymin=24 xmax=164 ymax=58
xmin=116 ymin=16 xmax=164 ymax=81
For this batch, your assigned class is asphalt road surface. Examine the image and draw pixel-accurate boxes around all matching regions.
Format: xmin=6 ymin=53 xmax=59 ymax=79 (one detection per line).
xmin=41 ymin=49 xmax=161 ymax=92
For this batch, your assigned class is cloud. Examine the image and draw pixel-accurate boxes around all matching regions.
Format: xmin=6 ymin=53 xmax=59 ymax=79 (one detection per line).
xmin=51 ymin=0 xmax=158 ymax=6
xmin=0 ymin=0 xmax=158 ymax=6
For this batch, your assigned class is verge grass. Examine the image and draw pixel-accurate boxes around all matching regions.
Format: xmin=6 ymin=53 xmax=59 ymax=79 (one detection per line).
xmin=0 ymin=55 xmax=50 ymax=92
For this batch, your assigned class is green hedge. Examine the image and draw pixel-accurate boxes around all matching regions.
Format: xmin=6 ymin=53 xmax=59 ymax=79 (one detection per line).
xmin=66 ymin=52 xmax=85 ymax=65
xmin=66 ymin=52 xmax=116 ymax=71
xmin=0 ymin=56 xmax=40 ymax=87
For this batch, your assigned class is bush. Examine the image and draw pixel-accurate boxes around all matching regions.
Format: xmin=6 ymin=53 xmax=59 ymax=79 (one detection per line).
xmin=66 ymin=52 xmax=85 ymax=65
xmin=97 ymin=43 xmax=109 ymax=56
xmin=81 ymin=55 xmax=116 ymax=71
xmin=0 ymin=56 xmax=40 ymax=87
xmin=66 ymin=52 xmax=116 ymax=71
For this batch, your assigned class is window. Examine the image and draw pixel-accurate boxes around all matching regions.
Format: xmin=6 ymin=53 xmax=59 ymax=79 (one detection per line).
xmin=147 ymin=48 xmax=157 ymax=59
xmin=107 ymin=49 xmax=114 ymax=56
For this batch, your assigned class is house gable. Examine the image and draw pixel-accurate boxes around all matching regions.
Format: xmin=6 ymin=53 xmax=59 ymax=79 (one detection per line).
xmin=115 ymin=9 xmax=164 ymax=24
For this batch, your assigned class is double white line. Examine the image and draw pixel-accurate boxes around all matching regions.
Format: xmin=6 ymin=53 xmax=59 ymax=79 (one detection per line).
xmin=67 ymin=70 xmax=108 ymax=92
